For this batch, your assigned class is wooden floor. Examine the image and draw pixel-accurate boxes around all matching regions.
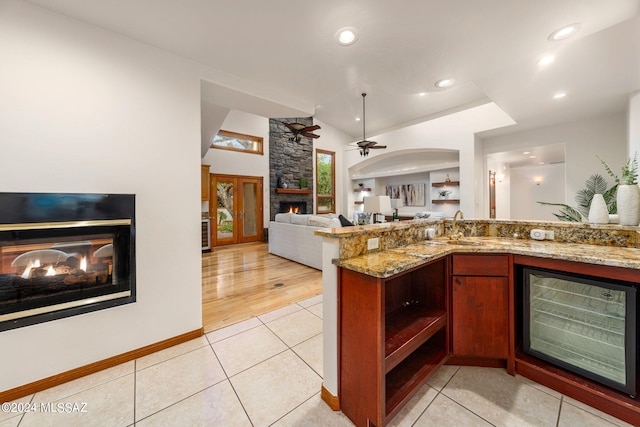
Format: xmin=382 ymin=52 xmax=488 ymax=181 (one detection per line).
xmin=202 ymin=242 xmax=322 ymax=332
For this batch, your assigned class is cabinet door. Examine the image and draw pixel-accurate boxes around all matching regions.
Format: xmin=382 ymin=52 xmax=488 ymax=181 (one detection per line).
xmin=201 ymin=165 xmax=210 ymax=201
xmin=452 ymin=275 xmax=509 ymax=358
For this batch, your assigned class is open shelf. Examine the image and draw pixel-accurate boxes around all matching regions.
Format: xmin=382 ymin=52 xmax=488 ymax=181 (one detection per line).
xmin=385 ymin=329 xmax=447 ymax=418
xmin=354 ymin=201 xmax=364 ymax=205
xmin=432 ymin=199 xmax=460 ymax=204
xmin=275 ymin=188 xmax=312 ymax=194
xmin=385 ymin=306 xmax=446 ymax=372
xmin=354 ymin=187 xmax=372 ymax=192
xmin=432 ymin=181 xmax=459 ymax=187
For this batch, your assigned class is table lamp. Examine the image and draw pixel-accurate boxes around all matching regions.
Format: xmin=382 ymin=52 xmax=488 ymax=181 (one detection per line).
xmin=363 ymin=196 xmax=392 ymax=223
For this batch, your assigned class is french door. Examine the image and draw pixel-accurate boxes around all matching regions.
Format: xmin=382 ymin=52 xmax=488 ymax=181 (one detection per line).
xmin=210 ymin=174 xmax=263 ymax=246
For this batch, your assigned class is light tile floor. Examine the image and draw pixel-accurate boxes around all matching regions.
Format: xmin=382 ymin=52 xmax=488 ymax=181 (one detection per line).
xmin=1 ymin=295 xmax=634 ymax=426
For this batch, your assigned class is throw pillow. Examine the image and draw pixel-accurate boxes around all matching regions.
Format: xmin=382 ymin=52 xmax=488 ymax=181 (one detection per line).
xmin=338 ymin=214 xmax=354 ymax=227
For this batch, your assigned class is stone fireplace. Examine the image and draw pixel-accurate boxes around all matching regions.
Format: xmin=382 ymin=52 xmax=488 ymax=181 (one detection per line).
xmin=0 ymin=192 xmax=136 ymax=331
xmin=269 ymin=117 xmax=314 ymax=221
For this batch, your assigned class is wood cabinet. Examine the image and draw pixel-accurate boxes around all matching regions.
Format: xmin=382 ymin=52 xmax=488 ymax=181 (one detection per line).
xmin=201 ymin=165 xmax=210 ymax=201
xmin=451 ymin=254 xmax=511 ymax=360
xmin=339 ymin=258 xmax=448 ymax=427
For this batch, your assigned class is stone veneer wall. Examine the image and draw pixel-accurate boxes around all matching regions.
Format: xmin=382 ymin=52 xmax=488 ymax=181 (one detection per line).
xmin=269 ymin=117 xmax=314 ymax=221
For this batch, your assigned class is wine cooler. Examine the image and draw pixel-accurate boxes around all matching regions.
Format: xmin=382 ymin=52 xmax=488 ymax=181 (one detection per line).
xmin=523 ymin=267 xmax=637 ymax=396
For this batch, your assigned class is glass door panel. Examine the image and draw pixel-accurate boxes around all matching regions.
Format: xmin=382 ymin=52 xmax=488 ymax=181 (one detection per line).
xmin=213 ymin=177 xmax=236 ymax=245
xmin=240 ymin=180 xmax=259 ymax=242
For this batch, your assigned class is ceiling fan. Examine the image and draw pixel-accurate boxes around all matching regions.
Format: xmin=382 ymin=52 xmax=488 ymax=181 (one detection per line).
xmin=279 ymin=121 xmax=321 ymax=143
xmin=353 ymin=93 xmax=386 ymax=156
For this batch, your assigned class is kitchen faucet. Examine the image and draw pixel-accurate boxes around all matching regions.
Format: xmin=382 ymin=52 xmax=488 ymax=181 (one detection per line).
xmin=450 ymin=210 xmax=464 ymax=240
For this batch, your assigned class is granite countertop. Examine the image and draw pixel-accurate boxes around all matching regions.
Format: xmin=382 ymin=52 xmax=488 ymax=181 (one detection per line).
xmin=335 ymin=237 xmax=640 ymax=278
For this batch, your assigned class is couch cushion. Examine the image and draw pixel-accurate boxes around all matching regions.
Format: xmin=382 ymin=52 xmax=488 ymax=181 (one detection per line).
xmin=308 ymin=215 xmax=333 ymax=227
xmin=290 ymin=214 xmax=310 ymax=226
xmin=274 ymin=213 xmax=293 ymax=223
xmin=328 ymin=217 xmax=342 ymax=228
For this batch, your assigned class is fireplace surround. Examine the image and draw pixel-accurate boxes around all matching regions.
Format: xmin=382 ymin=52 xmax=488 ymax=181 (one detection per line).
xmin=0 ymin=192 xmax=135 ymax=331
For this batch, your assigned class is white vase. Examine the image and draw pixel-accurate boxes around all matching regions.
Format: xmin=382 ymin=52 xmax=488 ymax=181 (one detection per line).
xmin=588 ymin=194 xmax=609 ymax=224
xmin=617 ymin=184 xmax=640 ymax=226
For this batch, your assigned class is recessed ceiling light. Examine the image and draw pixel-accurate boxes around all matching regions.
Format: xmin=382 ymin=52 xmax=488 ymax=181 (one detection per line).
xmin=539 ymin=162 xmax=545 ymax=165
xmin=418 ymin=92 xmax=427 ymax=97
xmin=530 ymin=155 xmax=537 ymax=159
xmin=548 ymin=24 xmax=581 ymax=41
xmin=538 ymin=54 xmax=555 ymax=66
xmin=553 ymin=92 xmax=567 ymax=99
xmin=434 ymin=78 xmax=455 ymax=88
xmin=355 ymin=117 xmax=361 ymax=121
xmin=336 ymin=27 xmax=358 ymax=46
xmin=523 ymin=151 xmax=530 ymax=155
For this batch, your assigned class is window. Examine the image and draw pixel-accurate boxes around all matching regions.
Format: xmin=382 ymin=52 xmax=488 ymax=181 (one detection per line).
xmin=211 ymin=130 xmax=263 ymax=155
xmin=316 ymin=149 xmax=335 ymax=213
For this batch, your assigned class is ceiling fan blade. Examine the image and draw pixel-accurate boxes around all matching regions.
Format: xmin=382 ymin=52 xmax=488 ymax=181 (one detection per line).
xmin=370 ymin=145 xmax=387 ymax=149
xmin=303 ymin=125 xmax=321 ymax=132
xmin=301 ymin=132 xmax=320 ymax=139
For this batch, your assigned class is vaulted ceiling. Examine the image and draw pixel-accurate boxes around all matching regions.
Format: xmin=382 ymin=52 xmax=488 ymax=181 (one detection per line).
xmin=26 ymin=0 xmax=640 ymax=140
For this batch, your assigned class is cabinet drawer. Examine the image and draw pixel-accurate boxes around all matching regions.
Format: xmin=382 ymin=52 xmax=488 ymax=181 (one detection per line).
xmin=452 ymin=254 xmax=509 ymax=276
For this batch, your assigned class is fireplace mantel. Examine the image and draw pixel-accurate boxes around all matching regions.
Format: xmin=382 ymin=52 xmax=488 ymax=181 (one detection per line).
xmin=275 ymin=188 xmax=312 ymax=194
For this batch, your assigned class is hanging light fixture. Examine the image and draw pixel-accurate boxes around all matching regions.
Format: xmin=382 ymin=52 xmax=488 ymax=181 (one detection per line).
xmin=357 ymin=93 xmax=386 ymax=157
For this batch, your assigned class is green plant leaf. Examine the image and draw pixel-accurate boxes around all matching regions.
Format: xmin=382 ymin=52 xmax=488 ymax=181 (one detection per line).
xmin=537 ymin=201 xmax=584 ymax=222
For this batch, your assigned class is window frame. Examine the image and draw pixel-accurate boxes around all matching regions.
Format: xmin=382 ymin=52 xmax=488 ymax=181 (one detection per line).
xmin=211 ymin=130 xmax=264 ymax=155
xmin=316 ymin=149 xmax=336 ymax=214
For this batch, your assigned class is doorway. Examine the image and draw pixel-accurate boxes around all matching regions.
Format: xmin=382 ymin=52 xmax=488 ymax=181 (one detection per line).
xmin=210 ymin=174 xmax=263 ymax=246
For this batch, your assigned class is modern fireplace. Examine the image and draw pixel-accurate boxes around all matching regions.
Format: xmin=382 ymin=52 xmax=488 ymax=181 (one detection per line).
xmin=279 ymin=201 xmax=307 ymax=214
xmin=0 ymin=193 xmax=135 ymax=332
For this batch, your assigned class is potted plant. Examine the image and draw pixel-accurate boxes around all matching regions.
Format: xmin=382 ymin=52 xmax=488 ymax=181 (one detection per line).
xmin=438 ymin=189 xmax=452 ymax=199
xmin=299 ymin=177 xmax=308 ymax=189
xmin=598 ymin=153 xmax=639 ymax=226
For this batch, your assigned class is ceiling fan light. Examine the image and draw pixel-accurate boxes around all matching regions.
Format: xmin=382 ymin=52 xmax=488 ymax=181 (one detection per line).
xmin=336 ymin=27 xmax=358 ymax=46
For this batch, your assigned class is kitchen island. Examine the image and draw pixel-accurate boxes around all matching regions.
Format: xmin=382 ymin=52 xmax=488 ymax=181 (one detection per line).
xmin=316 ymin=220 xmax=640 ymax=426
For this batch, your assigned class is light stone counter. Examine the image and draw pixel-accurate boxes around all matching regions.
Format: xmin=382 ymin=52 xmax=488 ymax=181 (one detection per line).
xmin=335 ymin=237 xmax=640 ymax=278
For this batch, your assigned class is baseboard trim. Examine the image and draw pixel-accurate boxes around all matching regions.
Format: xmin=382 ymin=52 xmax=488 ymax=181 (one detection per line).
xmin=321 ymin=384 xmax=340 ymax=411
xmin=0 ymin=327 xmax=203 ymax=403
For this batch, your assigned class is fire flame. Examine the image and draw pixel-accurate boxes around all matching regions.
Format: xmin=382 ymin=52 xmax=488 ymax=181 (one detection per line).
xmin=46 ymin=266 xmax=56 ymax=276
xmin=287 ymin=207 xmax=299 ymax=214
xmin=80 ymin=256 xmax=87 ymax=272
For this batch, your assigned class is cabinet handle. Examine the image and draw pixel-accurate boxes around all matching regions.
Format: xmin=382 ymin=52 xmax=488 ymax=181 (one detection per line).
xmin=455 ymin=278 xmax=462 ymax=286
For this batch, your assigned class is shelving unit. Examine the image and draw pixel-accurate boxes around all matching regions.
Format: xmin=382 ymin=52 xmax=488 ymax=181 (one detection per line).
xmin=432 ymin=181 xmax=460 ymax=187
xmin=339 ymin=257 xmax=448 ymax=426
xmin=353 ymin=187 xmax=372 ymax=206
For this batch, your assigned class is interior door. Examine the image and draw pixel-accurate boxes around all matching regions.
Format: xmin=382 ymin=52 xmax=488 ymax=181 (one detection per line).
xmin=211 ymin=174 xmax=263 ymax=246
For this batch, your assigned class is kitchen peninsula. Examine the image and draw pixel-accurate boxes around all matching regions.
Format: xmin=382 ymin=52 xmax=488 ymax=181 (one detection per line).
xmin=316 ymin=219 xmax=640 ymax=427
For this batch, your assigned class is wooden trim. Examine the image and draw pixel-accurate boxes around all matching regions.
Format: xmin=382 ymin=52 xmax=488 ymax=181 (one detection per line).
xmin=211 ymin=129 xmax=264 ymax=155
xmin=0 ymin=328 xmax=203 ymax=403
xmin=275 ymin=188 xmax=312 ymax=194
xmin=321 ymin=384 xmax=340 ymax=410
xmin=316 ymin=149 xmax=336 ymax=214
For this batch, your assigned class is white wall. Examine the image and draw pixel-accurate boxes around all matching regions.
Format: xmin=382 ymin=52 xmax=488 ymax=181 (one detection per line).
xmin=313 ymin=120 xmax=351 ymax=216
xmin=482 ymin=113 xmax=627 ymax=220
xmin=0 ymin=1 xmax=202 ymax=390
xmin=629 ymin=92 xmax=640 ymax=159
xmin=202 ymin=110 xmax=270 ymax=226
xmin=344 ymin=102 xmax=515 ymax=219
xmin=510 ymin=163 xmax=566 ymax=221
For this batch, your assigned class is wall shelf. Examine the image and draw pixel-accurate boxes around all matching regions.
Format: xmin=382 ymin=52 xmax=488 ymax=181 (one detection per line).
xmin=354 ymin=187 xmax=372 ymax=192
xmin=354 ymin=201 xmax=364 ymax=205
xmin=275 ymin=188 xmax=312 ymax=194
xmin=432 ymin=181 xmax=459 ymax=187
xmin=432 ymin=199 xmax=460 ymax=204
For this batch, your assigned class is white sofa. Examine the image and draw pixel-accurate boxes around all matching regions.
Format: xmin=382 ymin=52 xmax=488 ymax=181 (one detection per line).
xmin=268 ymin=213 xmax=343 ymax=270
